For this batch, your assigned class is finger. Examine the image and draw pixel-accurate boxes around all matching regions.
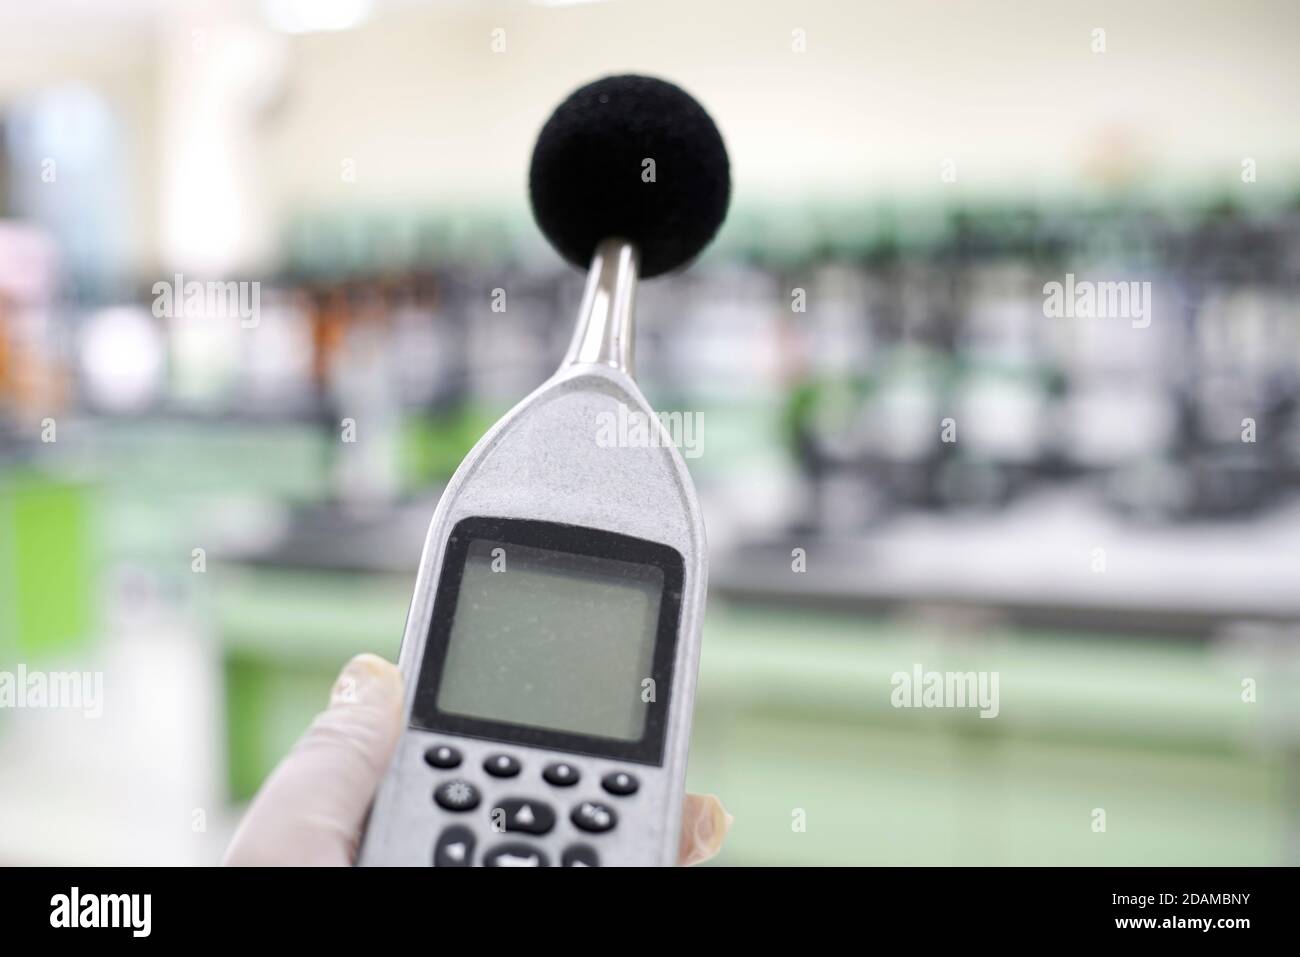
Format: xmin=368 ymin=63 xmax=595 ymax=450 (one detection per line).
xmin=677 ymin=792 xmax=732 ymax=866
xmin=224 ymin=653 xmax=404 ymax=866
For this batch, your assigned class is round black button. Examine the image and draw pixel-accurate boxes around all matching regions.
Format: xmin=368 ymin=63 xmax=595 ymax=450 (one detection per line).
xmin=561 ymin=844 xmax=600 ymax=867
xmin=484 ymin=843 xmax=550 ymax=867
xmin=543 ymin=762 xmax=580 ymax=787
xmin=571 ymin=801 xmax=618 ymax=833
xmin=492 ymin=798 xmax=556 ymax=835
xmin=424 ymin=744 xmax=462 ymax=769
xmin=484 ymin=754 xmax=521 ymax=778
xmin=601 ymin=771 xmax=639 ymax=796
xmin=434 ymin=779 xmax=481 ymax=812
xmin=434 ymin=825 xmax=476 ymax=866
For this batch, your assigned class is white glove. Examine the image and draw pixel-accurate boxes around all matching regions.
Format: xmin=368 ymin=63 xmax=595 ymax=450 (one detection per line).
xmin=224 ymin=653 xmax=731 ymax=866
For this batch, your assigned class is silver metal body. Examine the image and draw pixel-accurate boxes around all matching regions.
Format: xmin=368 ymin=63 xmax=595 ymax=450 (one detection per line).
xmin=358 ymin=240 xmax=708 ymax=866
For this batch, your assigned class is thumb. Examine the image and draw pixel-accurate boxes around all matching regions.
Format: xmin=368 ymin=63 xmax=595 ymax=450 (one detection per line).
xmin=224 ymin=653 xmax=404 ymax=866
xmin=677 ymin=793 xmax=732 ymax=866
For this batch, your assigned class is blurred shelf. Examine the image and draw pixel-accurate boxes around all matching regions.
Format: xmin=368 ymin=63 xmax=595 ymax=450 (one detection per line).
xmin=717 ymin=487 xmax=1300 ymax=636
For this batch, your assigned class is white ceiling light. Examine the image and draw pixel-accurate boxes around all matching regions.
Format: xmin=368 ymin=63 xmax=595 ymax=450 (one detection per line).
xmin=262 ymin=0 xmax=374 ymax=34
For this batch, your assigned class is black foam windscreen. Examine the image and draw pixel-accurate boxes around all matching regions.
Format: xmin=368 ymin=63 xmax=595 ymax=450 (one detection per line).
xmin=529 ymin=74 xmax=731 ymax=279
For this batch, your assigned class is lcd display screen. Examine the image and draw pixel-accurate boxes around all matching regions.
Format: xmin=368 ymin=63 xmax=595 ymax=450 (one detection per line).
xmin=432 ymin=538 xmax=665 ymax=741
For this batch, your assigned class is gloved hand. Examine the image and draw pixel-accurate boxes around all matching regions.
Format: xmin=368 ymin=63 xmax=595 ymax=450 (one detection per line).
xmin=224 ymin=653 xmax=731 ymax=866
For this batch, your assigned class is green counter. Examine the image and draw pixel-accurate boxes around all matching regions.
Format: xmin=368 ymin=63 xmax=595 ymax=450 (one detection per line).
xmin=212 ymin=568 xmax=1295 ymax=865
xmin=0 ymin=471 xmax=96 ymax=661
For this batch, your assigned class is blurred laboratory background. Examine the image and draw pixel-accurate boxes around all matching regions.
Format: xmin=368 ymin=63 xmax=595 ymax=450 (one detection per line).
xmin=2 ymin=0 xmax=1300 ymax=865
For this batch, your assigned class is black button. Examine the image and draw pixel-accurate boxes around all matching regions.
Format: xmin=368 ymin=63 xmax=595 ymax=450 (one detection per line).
xmin=601 ymin=771 xmax=639 ymax=796
xmin=491 ymin=798 xmax=556 ymax=835
xmin=434 ymin=825 xmax=476 ymax=866
xmin=570 ymin=801 xmax=618 ymax=833
xmin=561 ymin=844 xmax=600 ymax=867
xmin=424 ymin=744 xmax=462 ymax=769
xmin=543 ymin=762 xmax=580 ymax=787
xmin=484 ymin=753 xmax=521 ymax=777
xmin=484 ymin=843 xmax=550 ymax=867
xmin=434 ymin=779 xmax=481 ymax=812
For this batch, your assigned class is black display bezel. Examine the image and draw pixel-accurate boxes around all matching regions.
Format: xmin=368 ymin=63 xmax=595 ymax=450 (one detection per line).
xmin=409 ymin=516 xmax=685 ymax=766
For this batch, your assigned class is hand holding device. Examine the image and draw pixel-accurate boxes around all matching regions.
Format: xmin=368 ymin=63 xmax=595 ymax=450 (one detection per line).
xmin=223 ymin=654 xmax=731 ymax=866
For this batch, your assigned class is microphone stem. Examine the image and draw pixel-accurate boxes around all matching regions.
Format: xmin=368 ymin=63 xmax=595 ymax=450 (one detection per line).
xmin=561 ymin=238 xmax=639 ymax=379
